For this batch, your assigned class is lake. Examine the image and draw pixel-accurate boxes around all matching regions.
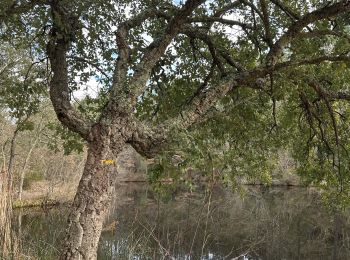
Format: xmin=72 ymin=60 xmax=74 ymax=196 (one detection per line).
xmin=12 ymin=184 xmax=350 ymax=259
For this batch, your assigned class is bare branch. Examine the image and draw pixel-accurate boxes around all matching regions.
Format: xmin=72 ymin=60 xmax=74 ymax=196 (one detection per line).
xmin=105 ymin=8 xmax=174 ymax=113
xmin=188 ymin=1 xmax=245 ymax=32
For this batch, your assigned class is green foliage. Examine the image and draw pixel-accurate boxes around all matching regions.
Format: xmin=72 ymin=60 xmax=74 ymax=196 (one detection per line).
xmin=77 ymin=92 xmax=109 ymax=121
xmin=47 ymin=122 xmax=84 ymax=155
xmin=148 ymin=87 xmax=279 ymax=189
xmin=17 ymin=120 xmax=35 ymax=132
xmin=0 ymin=44 xmax=48 ymax=120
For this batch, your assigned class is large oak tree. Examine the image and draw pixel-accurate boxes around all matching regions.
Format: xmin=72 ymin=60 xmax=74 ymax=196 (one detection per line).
xmin=2 ymin=0 xmax=350 ymax=259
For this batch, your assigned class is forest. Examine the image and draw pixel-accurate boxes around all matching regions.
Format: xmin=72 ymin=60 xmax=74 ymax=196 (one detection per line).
xmin=2 ymin=0 xmax=350 ymax=259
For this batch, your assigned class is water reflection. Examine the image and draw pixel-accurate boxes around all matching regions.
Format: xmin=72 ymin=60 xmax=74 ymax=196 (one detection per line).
xmin=13 ymin=184 xmax=350 ymax=259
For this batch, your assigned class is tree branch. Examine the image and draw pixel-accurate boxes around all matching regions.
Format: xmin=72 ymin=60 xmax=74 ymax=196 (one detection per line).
xmin=127 ymin=118 xmax=168 ymax=158
xmin=308 ymin=80 xmax=350 ymax=102
xmin=128 ymin=69 xmax=267 ymax=157
xmin=111 ymin=8 xmax=164 ymax=96
xmin=274 ymin=54 xmax=350 ymax=70
xmin=47 ymin=1 xmax=91 ymax=140
xmin=188 ymin=17 xmax=253 ymax=30
xmin=170 ymin=70 xmax=267 ymax=129
xmin=267 ymin=0 xmax=350 ymax=66
xmin=297 ymin=29 xmax=350 ymax=41
xmin=259 ymin=0 xmax=273 ymax=47
xmin=115 ymin=0 xmax=350 ymax=159
xmin=121 ymin=0 xmax=205 ymax=110
xmin=182 ymin=26 xmax=244 ymax=72
xmin=67 ymin=56 xmax=111 ymax=81
xmin=213 ymin=1 xmax=242 ymax=17
xmin=270 ymin=0 xmax=300 ymax=20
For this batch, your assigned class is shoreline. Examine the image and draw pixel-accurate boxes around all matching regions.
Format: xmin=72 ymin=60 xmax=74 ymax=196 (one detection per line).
xmin=12 ymin=181 xmax=309 ymax=209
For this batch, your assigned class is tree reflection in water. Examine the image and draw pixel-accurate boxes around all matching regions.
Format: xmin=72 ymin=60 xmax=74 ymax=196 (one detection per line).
xmin=13 ymin=184 xmax=350 ymax=259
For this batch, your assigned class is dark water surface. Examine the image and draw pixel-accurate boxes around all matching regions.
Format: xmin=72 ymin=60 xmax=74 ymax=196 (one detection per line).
xmin=13 ymin=184 xmax=350 ymax=259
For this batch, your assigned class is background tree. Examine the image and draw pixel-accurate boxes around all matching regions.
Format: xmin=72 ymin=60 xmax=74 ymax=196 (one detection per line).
xmin=2 ymin=0 xmax=350 ymax=259
xmin=0 ymin=42 xmax=47 ymax=258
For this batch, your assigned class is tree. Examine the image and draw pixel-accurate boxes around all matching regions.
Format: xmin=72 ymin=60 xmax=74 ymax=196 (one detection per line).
xmin=0 ymin=42 xmax=47 ymax=259
xmin=2 ymin=0 xmax=350 ymax=259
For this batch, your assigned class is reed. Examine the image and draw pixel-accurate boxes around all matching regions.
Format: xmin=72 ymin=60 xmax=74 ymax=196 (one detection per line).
xmin=0 ymin=165 xmax=13 ymax=258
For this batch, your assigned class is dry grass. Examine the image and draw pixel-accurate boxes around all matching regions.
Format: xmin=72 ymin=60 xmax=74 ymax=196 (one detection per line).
xmin=13 ymin=179 xmax=79 ymax=208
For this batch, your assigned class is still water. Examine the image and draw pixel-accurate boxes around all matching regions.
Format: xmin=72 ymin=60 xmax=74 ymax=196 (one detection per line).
xmin=13 ymin=184 xmax=350 ymax=259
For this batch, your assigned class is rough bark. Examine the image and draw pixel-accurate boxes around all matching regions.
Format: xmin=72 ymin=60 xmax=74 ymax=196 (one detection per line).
xmin=0 ymin=119 xmax=22 ymax=258
xmin=61 ymin=123 xmax=124 ymax=260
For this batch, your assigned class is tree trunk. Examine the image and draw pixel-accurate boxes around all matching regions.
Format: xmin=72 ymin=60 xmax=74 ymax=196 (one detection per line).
xmin=61 ymin=130 xmax=122 ymax=260
xmin=0 ymin=124 xmax=20 ymax=258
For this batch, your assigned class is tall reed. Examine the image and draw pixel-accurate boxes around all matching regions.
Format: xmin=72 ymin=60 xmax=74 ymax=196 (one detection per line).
xmin=0 ymin=165 xmax=13 ymax=258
